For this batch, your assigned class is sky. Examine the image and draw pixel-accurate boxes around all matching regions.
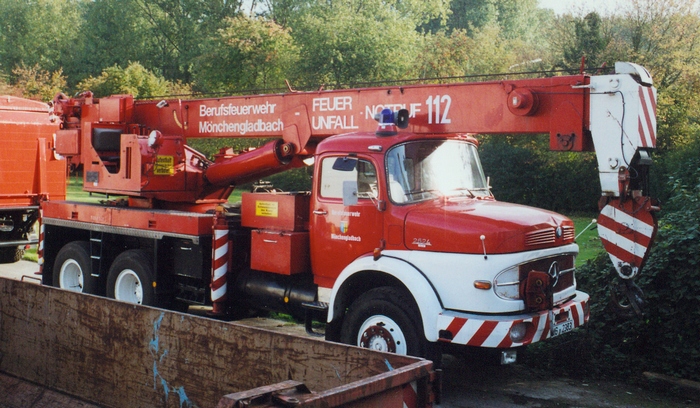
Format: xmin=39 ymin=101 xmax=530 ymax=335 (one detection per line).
xmin=537 ymin=0 xmax=632 ymax=16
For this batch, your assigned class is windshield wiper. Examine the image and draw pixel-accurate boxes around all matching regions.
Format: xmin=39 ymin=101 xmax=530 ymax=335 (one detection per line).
xmin=445 ymin=187 xmax=476 ymax=198
xmin=405 ymin=189 xmax=440 ymax=199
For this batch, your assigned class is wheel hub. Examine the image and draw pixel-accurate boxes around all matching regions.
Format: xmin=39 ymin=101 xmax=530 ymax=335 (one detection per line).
xmin=360 ymin=325 xmax=396 ymax=353
xmin=60 ymin=259 xmax=84 ymax=292
xmin=114 ymin=270 xmax=143 ymax=304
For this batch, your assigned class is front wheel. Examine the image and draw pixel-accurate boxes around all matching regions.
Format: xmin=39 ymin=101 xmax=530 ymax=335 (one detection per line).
xmin=106 ymin=250 xmax=157 ymax=306
xmin=340 ymin=287 xmax=428 ymax=357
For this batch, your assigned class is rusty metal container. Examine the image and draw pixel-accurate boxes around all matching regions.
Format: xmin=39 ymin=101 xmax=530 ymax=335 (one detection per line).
xmin=0 ymin=278 xmax=437 ymax=407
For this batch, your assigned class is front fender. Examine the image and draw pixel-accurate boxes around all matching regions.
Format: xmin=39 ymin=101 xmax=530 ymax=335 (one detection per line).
xmin=327 ymin=251 xmax=444 ymax=342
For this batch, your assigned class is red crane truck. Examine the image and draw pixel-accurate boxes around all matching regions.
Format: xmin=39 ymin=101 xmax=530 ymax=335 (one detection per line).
xmin=40 ymin=62 xmax=658 ymax=364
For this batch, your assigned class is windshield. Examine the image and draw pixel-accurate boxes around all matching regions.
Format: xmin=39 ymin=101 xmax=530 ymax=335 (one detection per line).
xmin=386 ymin=140 xmax=490 ymax=204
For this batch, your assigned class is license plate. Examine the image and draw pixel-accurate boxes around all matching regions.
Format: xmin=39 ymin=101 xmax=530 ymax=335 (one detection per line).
xmin=551 ymin=319 xmax=574 ymax=337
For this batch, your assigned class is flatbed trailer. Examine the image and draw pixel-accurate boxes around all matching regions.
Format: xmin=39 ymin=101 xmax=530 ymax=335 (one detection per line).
xmin=0 ymin=277 xmax=437 ymax=407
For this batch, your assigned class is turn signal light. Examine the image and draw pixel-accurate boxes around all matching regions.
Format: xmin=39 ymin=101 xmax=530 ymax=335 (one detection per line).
xmin=473 ymin=280 xmax=492 ymax=290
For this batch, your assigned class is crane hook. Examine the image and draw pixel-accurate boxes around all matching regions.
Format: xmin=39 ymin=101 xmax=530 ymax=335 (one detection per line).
xmin=610 ymin=277 xmax=645 ymax=317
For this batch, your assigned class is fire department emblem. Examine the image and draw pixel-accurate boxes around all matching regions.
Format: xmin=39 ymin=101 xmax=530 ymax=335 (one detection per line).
xmin=340 ymin=221 xmax=349 ymax=234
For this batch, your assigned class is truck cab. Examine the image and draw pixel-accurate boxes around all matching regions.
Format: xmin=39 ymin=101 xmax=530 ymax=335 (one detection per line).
xmin=311 ymin=130 xmax=588 ymax=362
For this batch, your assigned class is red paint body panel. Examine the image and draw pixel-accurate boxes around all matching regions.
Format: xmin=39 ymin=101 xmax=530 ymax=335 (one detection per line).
xmin=54 ymin=129 xmax=80 ymax=156
xmin=309 ymin=153 xmax=384 ymax=287
xmin=241 ymin=192 xmax=310 ymax=232
xmin=250 ymin=230 xmax=310 ymax=275
xmin=41 ymin=201 xmax=214 ymax=236
xmin=403 ymin=200 xmax=575 ymax=254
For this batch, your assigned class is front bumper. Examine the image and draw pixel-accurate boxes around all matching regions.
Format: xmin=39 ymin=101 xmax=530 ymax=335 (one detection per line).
xmin=435 ymin=291 xmax=590 ymax=348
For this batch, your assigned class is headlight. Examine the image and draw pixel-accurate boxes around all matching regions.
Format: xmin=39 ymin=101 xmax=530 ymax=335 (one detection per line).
xmin=494 ymin=266 xmax=520 ymax=300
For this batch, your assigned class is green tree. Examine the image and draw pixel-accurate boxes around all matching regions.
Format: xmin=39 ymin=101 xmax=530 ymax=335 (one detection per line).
xmin=618 ymin=0 xmax=700 ymax=86
xmin=291 ymin=11 xmax=417 ymax=86
xmin=0 ymin=75 xmax=22 ymax=97
xmin=76 ymin=62 xmax=190 ymax=98
xmin=421 ymin=0 xmax=550 ymax=78
xmin=478 ymin=135 xmax=598 ymax=212
xmin=0 ymin=0 xmax=82 ymax=78
xmin=554 ymin=12 xmax=610 ymax=70
xmin=73 ymin=0 xmax=244 ymax=85
xmin=619 ymin=0 xmax=700 ymax=147
xmin=12 ymin=64 xmax=67 ymax=102
xmin=260 ymin=0 xmax=309 ymax=26
xmin=283 ymin=0 xmax=449 ymax=87
xmin=70 ymin=0 xmax=154 ymax=83
xmin=414 ymin=30 xmax=472 ymax=79
xmin=415 ymin=24 xmax=518 ymax=79
xmin=132 ymin=0 xmax=243 ymax=82
xmin=447 ymin=0 xmax=497 ymax=33
xmin=194 ymin=16 xmax=299 ymax=93
xmin=447 ymin=0 xmax=541 ymax=40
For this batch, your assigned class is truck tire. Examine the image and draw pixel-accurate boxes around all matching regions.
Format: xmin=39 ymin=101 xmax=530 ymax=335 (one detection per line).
xmin=106 ymin=249 xmax=157 ymax=306
xmin=53 ymin=241 xmax=98 ymax=294
xmin=0 ymin=247 xmax=24 ymax=263
xmin=340 ymin=287 xmax=428 ymax=357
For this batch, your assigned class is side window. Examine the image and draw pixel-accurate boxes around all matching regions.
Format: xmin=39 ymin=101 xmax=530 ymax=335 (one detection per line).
xmin=320 ymin=157 xmax=377 ymax=200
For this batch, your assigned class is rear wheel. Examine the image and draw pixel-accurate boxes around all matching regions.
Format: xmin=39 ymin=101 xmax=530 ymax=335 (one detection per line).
xmin=53 ymin=241 xmax=97 ymax=293
xmin=0 ymin=247 xmax=24 ymax=263
xmin=340 ymin=287 xmax=428 ymax=357
xmin=107 ymin=250 xmax=157 ymax=306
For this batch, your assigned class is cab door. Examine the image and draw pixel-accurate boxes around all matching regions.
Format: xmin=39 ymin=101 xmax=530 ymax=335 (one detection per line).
xmin=310 ymin=155 xmax=383 ymax=288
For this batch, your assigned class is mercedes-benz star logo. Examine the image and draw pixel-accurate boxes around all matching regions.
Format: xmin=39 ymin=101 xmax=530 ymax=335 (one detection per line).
xmin=548 ymin=261 xmax=560 ymax=286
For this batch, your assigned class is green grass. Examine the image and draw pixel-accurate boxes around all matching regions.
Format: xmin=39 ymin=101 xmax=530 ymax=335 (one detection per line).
xmin=229 ymin=189 xmax=243 ymax=203
xmin=569 ymin=213 xmax=604 ymax=267
xmin=67 ymin=176 xmax=108 ymax=203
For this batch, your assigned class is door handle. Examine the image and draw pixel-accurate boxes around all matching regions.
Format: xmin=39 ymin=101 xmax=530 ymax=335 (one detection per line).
xmin=313 ymin=210 xmax=327 ymax=215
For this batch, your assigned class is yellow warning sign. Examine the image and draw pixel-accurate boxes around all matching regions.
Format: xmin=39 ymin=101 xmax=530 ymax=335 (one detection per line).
xmin=255 ymin=201 xmax=279 ymax=218
xmin=154 ymin=156 xmax=174 ymax=175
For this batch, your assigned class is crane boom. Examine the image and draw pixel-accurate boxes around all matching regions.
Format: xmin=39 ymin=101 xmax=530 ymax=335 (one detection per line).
xmin=133 ymin=74 xmax=593 ymax=152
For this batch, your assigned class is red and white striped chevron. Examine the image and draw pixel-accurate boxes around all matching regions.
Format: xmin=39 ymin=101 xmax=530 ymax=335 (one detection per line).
xmin=211 ymin=220 xmax=229 ymax=307
xmin=37 ymin=217 xmax=45 ymax=268
xmin=403 ymin=381 xmax=418 ymax=408
xmin=436 ymin=295 xmax=589 ymax=348
xmin=598 ymin=199 xmax=657 ymax=273
xmin=637 ymin=86 xmax=657 ymax=148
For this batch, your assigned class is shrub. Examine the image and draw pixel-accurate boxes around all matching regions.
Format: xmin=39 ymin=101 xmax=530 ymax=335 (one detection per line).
xmin=523 ymin=139 xmax=700 ymax=383
xmin=478 ymin=135 xmax=599 ymax=212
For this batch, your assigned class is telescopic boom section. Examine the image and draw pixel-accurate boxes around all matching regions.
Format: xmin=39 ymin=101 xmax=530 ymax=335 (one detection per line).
xmin=133 ymin=75 xmax=595 ymax=151
xmin=127 ymin=75 xmax=596 ymax=207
